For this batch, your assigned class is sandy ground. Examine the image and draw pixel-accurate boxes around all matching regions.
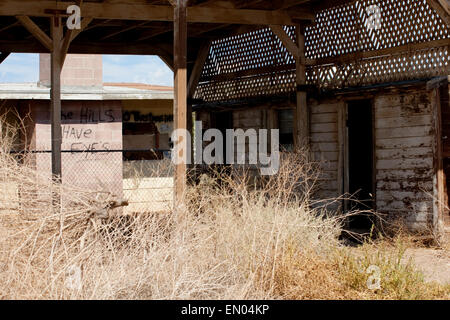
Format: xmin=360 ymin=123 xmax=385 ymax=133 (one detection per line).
xmin=403 ymin=246 xmax=450 ymax=285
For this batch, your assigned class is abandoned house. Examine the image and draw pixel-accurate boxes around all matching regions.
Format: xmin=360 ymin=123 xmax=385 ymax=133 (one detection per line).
xmin=0 ymin=54 xmax=174 ymax=213
xmin=0 ymin=0 xmax=450 ymax=235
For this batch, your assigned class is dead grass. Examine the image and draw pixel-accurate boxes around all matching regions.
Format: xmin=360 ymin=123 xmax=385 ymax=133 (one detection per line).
xmin=0 ymin=115 xmax=448 ymax=300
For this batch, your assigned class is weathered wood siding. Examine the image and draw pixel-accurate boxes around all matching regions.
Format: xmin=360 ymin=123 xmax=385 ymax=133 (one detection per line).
xmin=310 ymin=100 xmax=343 ymax=207
xmin=374 ymin=91 xmax=434 ymax=231
xmin=198 ymin=88 xmax=439 ymax=232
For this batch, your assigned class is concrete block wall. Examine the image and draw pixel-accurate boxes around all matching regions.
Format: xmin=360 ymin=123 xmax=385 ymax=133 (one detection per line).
xmin=29 ymin=100 xmax=123 ymax=197
xmin=39 ymin=54 xmax=103 ymax=87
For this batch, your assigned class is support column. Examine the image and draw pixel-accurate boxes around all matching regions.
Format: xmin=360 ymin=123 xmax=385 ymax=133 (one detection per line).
xmin=187 ymin=41 xmax=211 ymax=167
xmin=173 ymin=0 xmax=188 ymax=204
xmin=294 ymin=24 xmax=309 ymax=149
xmin=51 ymin=17 xmax=63 ymax=179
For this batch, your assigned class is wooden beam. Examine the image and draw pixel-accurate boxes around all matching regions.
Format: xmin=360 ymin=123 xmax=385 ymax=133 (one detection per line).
xmin=100 ymin=21 xmax=148 ymax=41
xmin=186 ymin=41 xmax=211 ymax=166
xmin=50 ymin=16 xmax=63 ymax=178
xmin=270 ymin=25 xmax=299 ymax=59
xmin=187 ymin=41 xmax=211 ymax=98
xmin=0 ymin=21 xmax=19 ymax=33
xmin=312 ymin=38 xmax=450 ymax=65
xmin=0 ymin=39 xmax=171 ymax=55
xmin=137 ymin=26 xmax=173 ymax=42
xmin=294 ymin=24 xmax=309 ymax=148
xmin=174 ymin=0 xmax=188 ymax=204
xmin=277 ymin=0 xmax=311 ymax=9
xmin=187 ymin=6 xmax=303 ymax=25
xmin=60 ymin=16 xmax=93 ymax=66
xmin=16 ymin=15 xmax=52 ymax=51
xmin=0 ymin=1 xmax=311 ymax=25
xmin=312 ymin=0 xmax=355 ymax=12
xmin=159 ymin=54 xmax=174 ymax=71
xmin=201 ymin=63 xmax=296 ymax=82
xmin=0 ymin=52 xmax=10 ymax=64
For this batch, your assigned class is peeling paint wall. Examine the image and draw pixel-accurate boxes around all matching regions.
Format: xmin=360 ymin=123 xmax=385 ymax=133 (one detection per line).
xmin=196 ymin=86 xmax=439 ymax=232
xmin=374 ymin=90 xmax=435 ymax=232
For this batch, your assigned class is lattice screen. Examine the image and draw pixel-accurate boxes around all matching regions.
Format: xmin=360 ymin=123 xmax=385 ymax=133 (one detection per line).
xmin=194 ymin=0 xmax=450 ymax=102
xmin=195 ymin=27 xmax=297 ymax=101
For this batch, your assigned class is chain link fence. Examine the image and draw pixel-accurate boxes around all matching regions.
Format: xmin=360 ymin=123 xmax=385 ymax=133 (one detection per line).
xmin=14 ymin=149 xmax=174 ymax=214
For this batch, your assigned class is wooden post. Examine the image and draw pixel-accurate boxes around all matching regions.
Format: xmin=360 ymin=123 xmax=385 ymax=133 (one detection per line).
xmin=187 ymin=41 xmax=211 ymax=167
xmin=294 ymin=24 xmax=309 ymax=149
xmin=51 ymin=16 xmax=63 ymax=179
xmin=173 ymin=0 xmax=187 ymax=205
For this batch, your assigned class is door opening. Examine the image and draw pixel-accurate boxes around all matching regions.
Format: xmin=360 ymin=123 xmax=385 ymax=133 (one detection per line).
xmin=346 ymin=100 xmax=375 ymax=230
xmin=212 ymin=111 xmax=233 ymax=164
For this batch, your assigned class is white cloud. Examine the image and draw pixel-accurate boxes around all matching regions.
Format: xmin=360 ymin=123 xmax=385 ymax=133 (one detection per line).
xmin=103 ymin=55 xmax=173 ymax=86
xmin=0 ymin=53 xmax=39 ymax=83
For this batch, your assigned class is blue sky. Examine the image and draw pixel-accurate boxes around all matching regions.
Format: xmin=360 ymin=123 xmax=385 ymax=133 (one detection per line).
xmin=0 ymin=53 xmax=174 ymax=86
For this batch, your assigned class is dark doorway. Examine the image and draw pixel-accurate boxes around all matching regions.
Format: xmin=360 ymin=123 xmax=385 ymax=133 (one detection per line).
xmin=347 ymin=100 xmax=375 ymax=230
xmin=212 ymin=111 xmax=233 ymax=163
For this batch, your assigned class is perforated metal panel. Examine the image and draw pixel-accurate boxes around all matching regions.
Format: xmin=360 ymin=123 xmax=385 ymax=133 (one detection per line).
xmin=194 ymin=0 xmax=450 ymax=102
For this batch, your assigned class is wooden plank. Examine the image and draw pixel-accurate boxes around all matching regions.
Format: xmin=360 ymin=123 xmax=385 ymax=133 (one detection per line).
xmin=234 ymin=117 xmax=262 ymax=128
xmin=60 ymin=17 xmax=94 ymax=67
xmin=377 ymin=170 xmax=433 ymax=181
xmin=51 ymin=17 xmax=62 ymax=177
xmin=189 ymin=6 xmax=304 ymax=25
xmin=310 ymin=103 xmax=339 ymax=114
xmin=376 ymin=200 xmax=433 ymax=212
xmin=311 ymin=113 xmax=338 ymax=124
xmin=376 ymin=147 xmax=433 ymax=160
xmin=313 ymin=190 xmax=340 ymax=200
xmin=0 ymin=1 xmax=307 ymax=25
xmin=173 ymin=0 xmax=187 ymax=204
xmin=0 ymin=39 xmax=170 ymax=55
xmin=376 ymin=136 xmax=433 ymax=149
xmin=313 ymin=151 xmax=339 ymax=161
xmin=294 ymin=24 xmax=309 ymax=148
xmin=377 ymin=181 xmax=434 ymax=192
xmin=320 ymin=161 xmax=339 ymax=171
xmin=311 ymin=133 xmax=338 ymax=143
xmin=318 ymin=171 xmax=338 ymax=180
xmin=376 ymin=158 xmax=433 ymax=170
xmin=312 ymin=38 xmax=450 ymax=66
xmin=375 ymin=105 xmax=432 ymax=118
xmin=16 ymin=15 xmax=52 ymax=51
xmin=376 ymin=190 xmax=432 ymax=202
xmin=318 ymin=180 xmax=338 ymax=191
xmin=311 ymin=142 xmax=339 ymax=152
xmin=100 ymin=21 xmax=149 ymax=41
xmin=187 ymin=40 xmax=211 ymax=98
xmin=311 ymin=122 xmax=338 ymax=133
xmin=376 ymin=126 xmax=433 ymax=139
xmin=375 ymin=115 xmax=433 ymax=129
